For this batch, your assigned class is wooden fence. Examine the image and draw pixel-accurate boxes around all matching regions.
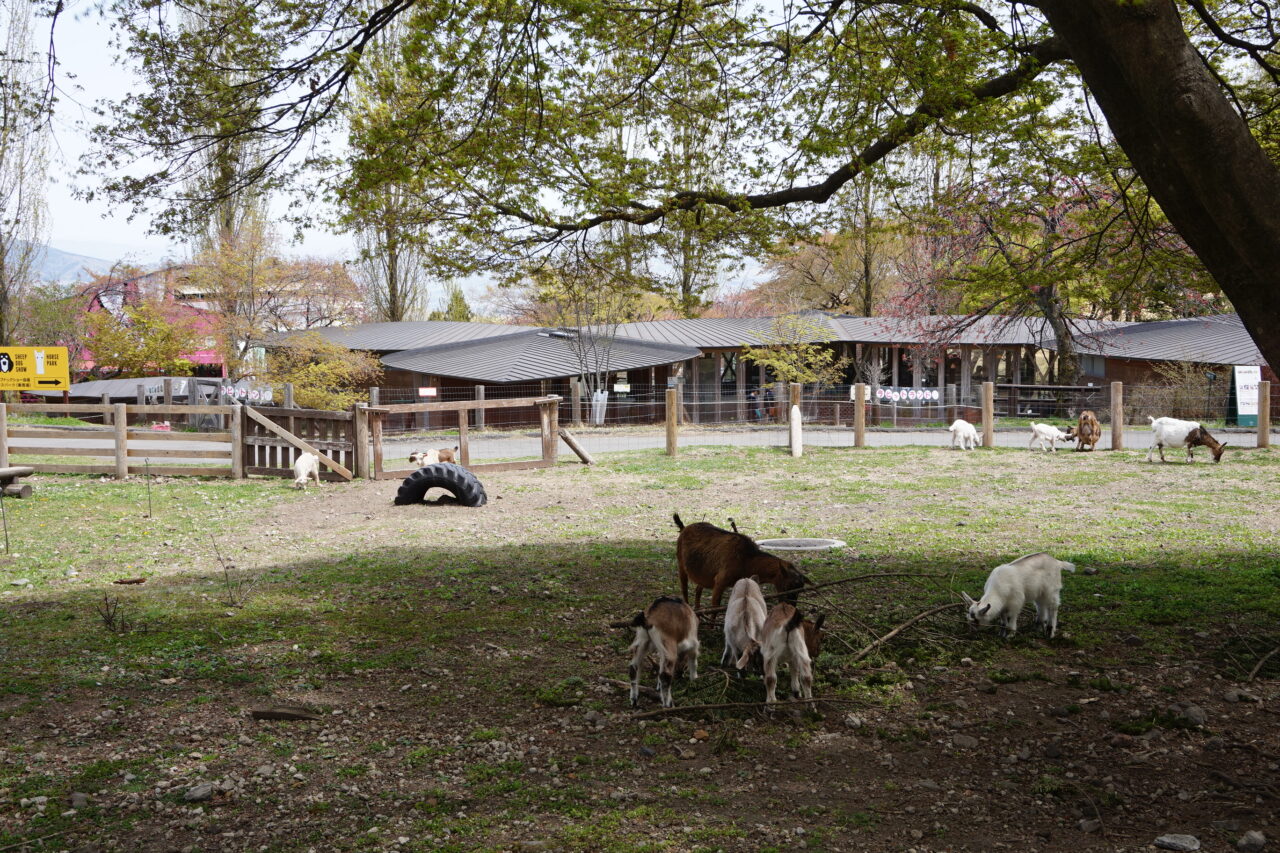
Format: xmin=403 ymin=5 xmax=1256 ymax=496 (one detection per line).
xmin=370 ymin=395 xmax=561 ymax=479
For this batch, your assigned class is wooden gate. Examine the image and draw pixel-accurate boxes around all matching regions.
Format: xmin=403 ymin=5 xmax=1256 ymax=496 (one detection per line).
xmin=370 ymin=395 xmax=561 ymax=479
xmin=241 ymin=406 xmax=356 ymax=481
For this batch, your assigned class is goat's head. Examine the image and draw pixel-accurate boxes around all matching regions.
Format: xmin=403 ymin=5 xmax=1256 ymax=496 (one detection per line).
xmin=775 ymin=560 xmax=809 ymax=603
xmin=960 ymin=591 xmax=993 ymax=630
xmin=802 ymin=612 xmax=826 ymax=659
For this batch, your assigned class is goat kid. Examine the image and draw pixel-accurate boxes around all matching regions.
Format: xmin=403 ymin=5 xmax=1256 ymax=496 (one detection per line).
xmin=736 ymin=603 xmax=814 ymax=703
xmin=948 ymin=419 xmax=980 ymax=450
xmin=628 ymin=596 xmax=699 ymax=707
xmin=1028 ymin=422 xmax=1072 ymax=452
xmin=292 ymin=452 xmax=321 ymax=490
xmin=673 ymin=513 xmax=808 ymax=611
xmin=722 ymin=578 xmax=767 ymax=675
xmin=1147 ymin=416 xmax=1227 ymax=463
xmin=1067 ymin=410 xmax=1102 ymax=452
xmin=408 ymin=449 xmax=441 ymax=467
xmin=962 ymin=552 xmax=1076 ymax=639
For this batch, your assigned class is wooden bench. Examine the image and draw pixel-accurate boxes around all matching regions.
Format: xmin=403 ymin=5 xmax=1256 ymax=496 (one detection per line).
xmin=0 ymin=466 xmax=35 ymax=499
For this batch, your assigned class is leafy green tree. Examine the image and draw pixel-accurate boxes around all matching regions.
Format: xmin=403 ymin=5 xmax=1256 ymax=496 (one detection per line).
xmin=262 ymin=332 xmax=383 ymax=410
xmin=84 ymin=0 xmax=1280 ymax=372
xmin=740 ymin=315 xmax=850 ymax=386
xmin=85 ymin=301 xmax=200 ymax=378
xmin=427 ymin=283 xmax=474 ymax=322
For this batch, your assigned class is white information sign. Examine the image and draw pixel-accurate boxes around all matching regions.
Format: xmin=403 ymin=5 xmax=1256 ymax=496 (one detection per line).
xmin=1235 ymin=365 xmax=1261 ymax=416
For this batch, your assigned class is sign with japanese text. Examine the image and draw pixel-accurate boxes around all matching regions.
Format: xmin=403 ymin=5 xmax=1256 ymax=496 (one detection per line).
xmin=0 ymin=346 xmax=70 ymax=391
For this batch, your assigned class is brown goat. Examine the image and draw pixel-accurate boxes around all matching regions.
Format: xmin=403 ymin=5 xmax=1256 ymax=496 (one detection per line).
xmin=673 ymin=513 xmax=808 ymax=611
xmin=437 ymin=446 xmax=458 ymax=464
xmin=1069 ymin=410 xmax=1102 ymax=452
xmin=800 ymin=612 xmax=826 ymax=660
xmin=628 ymin=595 xmax=699 ymax=707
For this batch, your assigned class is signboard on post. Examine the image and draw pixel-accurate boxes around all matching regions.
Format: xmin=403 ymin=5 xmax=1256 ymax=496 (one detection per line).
xmin=1233 ymin=365 xmax=1261 ymax=427
xmin=417 ymin=387 xmax=438 ymax=397
xmin=0 ymin=346 xmax=71 ymax=391
xmin=869 ymin=386 xmax=941 ymax=403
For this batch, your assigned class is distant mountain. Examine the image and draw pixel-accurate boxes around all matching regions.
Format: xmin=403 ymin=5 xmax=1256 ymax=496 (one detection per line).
xmin=33 ymin=244 xmax=112 ymax=282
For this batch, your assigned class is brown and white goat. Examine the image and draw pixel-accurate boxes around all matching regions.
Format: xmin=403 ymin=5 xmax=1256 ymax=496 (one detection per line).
xmin=673 ymin=513 xmax=808 ymax=611
xmin=1068 ymin=410 xmax=1102 ymax=452
xmin=1147 ymin=416 xmax=1228 ymax=463
xmin=736 ymin=602 xmax=814 ymax=703
xmin=628 ymin=596 xmax=699 ymax=708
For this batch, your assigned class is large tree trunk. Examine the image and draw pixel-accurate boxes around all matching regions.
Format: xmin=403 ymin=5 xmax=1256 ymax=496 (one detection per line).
xmin=1038 ymin=0 xmax=1280 ymax=372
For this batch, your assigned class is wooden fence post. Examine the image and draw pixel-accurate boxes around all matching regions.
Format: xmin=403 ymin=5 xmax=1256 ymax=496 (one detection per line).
xmin=854 ymin=383 xmax=866 ymax=448
xmin=1258 ymin=380 xmax=1271 ymax=449
xmin=354 ymin=405 xmax=371 ymax=479
xmin=981 ymin=382 xmax=995 ymax=448
xmin=666 ymin=387 xmax=678 ymax=456
xmin=163 ymin=378 xmax=174 ymax=409
xmin=102 ymin=393 xmax=112 ymax=426
xmin=475 ymin=385 xmax=486 ymax=430
xmin=538 ymin=402 xmax=554 ymax=464
xmin=370 ymin=412 xmax=384 ymax=477
xmin=789 ymin=403 xmax=803 ymax=458
xmin=1110 ymin=381 xmax=1124 ymax=451
xmin=230 ymin=404 xmax=245 ymax=479
xmin=113 ymin=404 xmax=129 ymax=479
xmin=284 ymin=383 xmax=296 ymax=409
xmin=136 ymin=384 xmax=145 ymax=407
xmin=458 ymin=408 xmax=471 ymax=467
xmin=548 ymin=398 xmax=560 ymax=464
xmin=0 ymin=403 xmax=8 ymax=469
xmin=570 ymin=378 xmax=582 ymax=427
xmin=775 ymin=381 xmax=787 ymax=425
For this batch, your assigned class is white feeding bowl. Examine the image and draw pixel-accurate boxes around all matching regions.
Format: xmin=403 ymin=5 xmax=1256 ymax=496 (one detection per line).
xmin=756 ymin=537 xmax=847 ymax=552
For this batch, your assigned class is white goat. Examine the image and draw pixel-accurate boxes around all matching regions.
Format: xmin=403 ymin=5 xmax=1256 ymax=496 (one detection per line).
xmin=408 ymin=449 xmax=441 ymax=467
xmin=291 ymin=452 xmax=321 ymax=490
xmin=1028 ymin=422 xmax=1071 ymax=452
xmin=722 ymin=578 xmax=767 ymax=674
xmin=962 ymin=552 xmax=1076 ymax=639
xmin=737 ymin=602 xmax=813 ymax=703
xmin=628 ymin=596 xmax=699 ymax=708
xmin=948 ymin=419 xmax=980 ymax=450
xmin=1147 ymin=416 xmax=1228 ymax=463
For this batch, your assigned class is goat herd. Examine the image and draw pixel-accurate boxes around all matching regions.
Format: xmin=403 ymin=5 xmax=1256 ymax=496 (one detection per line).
xmin=625 ymin=513 xmax=1075 ymax=709
xmin=627 ymin=410 xmax=1227 ymax=710
xmin=949 ymin=410 xmax=1229 ymax=462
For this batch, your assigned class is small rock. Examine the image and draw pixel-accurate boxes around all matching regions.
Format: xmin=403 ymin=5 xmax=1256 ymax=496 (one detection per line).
xmin=959 ymin=657 xmax=974 ymax=667
xmin=1123 ymin=635 xmax=1144 ymax=646
xmin=255 ymin=764 xmax=275 ymax=777
xmin=1044 ymin=742 xmax=1062 ymax=759
xmin=952 ymin=734 xmax=979 ymax=749
xmin=843 ymin=714 xmax=864 ymax=729
xmin=1214 ymin=820 xmax=1242 ymax=832
xmin=10 ymin=578 xmax=31 ymax=586
xmin=1181 ymin=705 xmax=1208 ymax=727
xmin=70 ymin=792 xmax=89 ymax=809
xmin=183 ymin=783 xmax=214 ymax=802
xmin=1078 ymin=818 xmax=1102 ymax=833
xmin=638 ymin=746 xmax=655 ymax=758
xmin=1081 ymin=566 xmax=1098 ymax=575
xmin=1110 ymin=734 xmax=1135 ymax=748
xmin=692 ymin=729 xmax=709 ymax=740
xmin=1155 ymin=834 xmax=1201 ymax=851
xmin=697 ymin=766 xmax=713 ymax=775
xmin=1237 ymin=830 xmax=1266 ymax=852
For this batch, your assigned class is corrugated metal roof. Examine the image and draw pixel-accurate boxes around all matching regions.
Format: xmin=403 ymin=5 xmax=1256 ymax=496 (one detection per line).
xmin=1076 ymin=314 xmax=1264 ymax=365
xmin=304 ymin=321 xmax=532 ymax=352
xmin=834 ymin=314 xmax=1132 ymax=346
xmin=381 ymin=330 xmax=703 ymax=383
xmin=612 ymin=312 xmax=847 ymax=348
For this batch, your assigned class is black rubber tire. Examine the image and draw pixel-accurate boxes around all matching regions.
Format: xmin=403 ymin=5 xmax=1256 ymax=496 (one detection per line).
xmin=393 ymin=462 xmax=487 ymax=507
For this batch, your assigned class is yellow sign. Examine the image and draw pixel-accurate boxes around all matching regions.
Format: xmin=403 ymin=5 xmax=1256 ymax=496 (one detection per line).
xmin=0 ymin=346 xmax=71 ymax=391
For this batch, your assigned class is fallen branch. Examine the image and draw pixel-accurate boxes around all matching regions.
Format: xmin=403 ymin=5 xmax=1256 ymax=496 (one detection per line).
xmin=1248 ymin=646 xmax=1279 ymax=682
xmin=630 ymin=696 xmax=866 ymax=720
xmin=601 ymin=677 xmax=660 ymax=700
xmin=0 ymin=830 xmax=74 ymax=852
xmin=694 ymin=572 xmax=950 ymax=618
xmin=850 ymin=602 xmax=965 ymax=662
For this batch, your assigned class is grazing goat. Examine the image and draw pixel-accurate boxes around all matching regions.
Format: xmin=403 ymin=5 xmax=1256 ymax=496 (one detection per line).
xmin=736 ymin=603 xmax=814 ymax=703
xmin=292 ymin=452 xmax=321 ymax=490
xmin=438 ymin=446 xmax=458 ymax=464
xmin=722 ymin=578 xmax=767 ymax=674
xmin=800 ymin=613 xmax=826 ymax=660
xmin=948 ymin=419 xmax=980 ymax=450
xmin=1028 ymin=422 xmax=1072 ymax=452
xmin=628 ymin=596 xmax=699 ymax=707
xmin=1068 ymin=410 xmax=1102 ymax=452
xmin=408 ymin=449 xmax=441 ymax=467
xmin=1147 ymin=416 xmax=1227 ymax=463
xmin=673 ymin=513 xmax=808 ymax=611
xmin=962 ymin=552 xmax=1076 ymax=639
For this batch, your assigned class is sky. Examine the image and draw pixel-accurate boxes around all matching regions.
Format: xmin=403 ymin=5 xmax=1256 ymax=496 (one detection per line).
xmin=45 ymin=4 xmax=354 ymax=267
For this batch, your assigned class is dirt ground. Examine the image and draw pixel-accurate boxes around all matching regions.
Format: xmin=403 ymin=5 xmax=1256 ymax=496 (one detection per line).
xmin=2 ymin=448 xmax=1278 ymax=852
